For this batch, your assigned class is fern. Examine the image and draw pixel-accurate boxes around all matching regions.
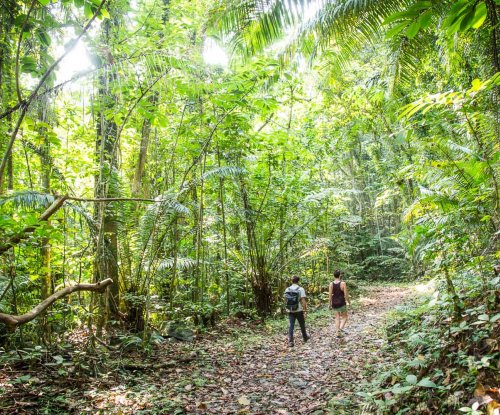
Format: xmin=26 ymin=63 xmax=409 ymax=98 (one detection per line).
xmin=0 ymin=191 xmax=54 ymax=209
xmin=156 ymin=257 xmax=198 ymax=272
xmin=200 ymin=166 xmax=246 ymax=182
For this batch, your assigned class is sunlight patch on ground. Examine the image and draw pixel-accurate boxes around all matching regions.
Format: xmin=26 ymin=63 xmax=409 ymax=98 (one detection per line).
xmin=415 ymin=279 xmax=436 ymax=294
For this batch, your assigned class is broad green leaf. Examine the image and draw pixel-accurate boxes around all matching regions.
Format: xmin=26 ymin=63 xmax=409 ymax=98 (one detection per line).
xmin=21 ymin=56 xmax=38 ymax=74
xmin=385 ymin=21 xmax=410 ymax=39
xmin=417 ymin=378 xmax=437 ymax=388
xmin=471 ymin=2 xmax=487 ymax=29
xmin=406 ymin=21 xmax=421 ymax=39
xmin=470 ymin=78 xmax=484 ymax=91
xmin=406 ymin=374 xmax=418 ymax=385
xmin=391 ymin=385 xmax=413 ymax=394
xmin=383 ymin=11 xmax=414 ymax=25
xmin=408 ymin=1 xmax=432 ymax=11
xmin=84 ymin=3 xmax=93 ymax=18
xmin=459 ymin=8 xmax=477 ymax=31
xmin=445 ymin=0 xmax=471 ymax=23
xmin=38 ymin=0 xmax=50 ymax=5
xmin=36 ymin=29 xmax=52 ymax=47
xmin=477 ymin=314 xmax=490 ymax=321
xmin=418 ymin=10 xmax=433 ymax=29
xmin=100 ymin=8 xmax=110 ymax=19
xmin=490 ymin=313 xmax=500 ymax=322
xmin=444 ymin=0 xmax=470 ymax=30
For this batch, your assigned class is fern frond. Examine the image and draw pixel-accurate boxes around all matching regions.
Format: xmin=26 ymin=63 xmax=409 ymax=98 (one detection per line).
xmin=156 ymin=257 xmax=198 ymax=271
xmin=201 ymin=166 xmax=247 ymax=181
xmin=0 ymin=191 xmax=54 ymax=210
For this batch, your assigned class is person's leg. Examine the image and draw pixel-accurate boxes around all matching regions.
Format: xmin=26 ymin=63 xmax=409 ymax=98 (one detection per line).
xmin=340 ymin=311 xmax=348 ymax=330
xmin=296 ymin=311 xmax=309 ymax=340
xmin=288 ymin=312 xmax=296 ymax=345
xmin=335 ymin=311 xmax=340 ymax=333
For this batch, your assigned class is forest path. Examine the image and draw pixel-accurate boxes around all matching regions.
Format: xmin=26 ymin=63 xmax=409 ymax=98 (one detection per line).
xmin=135 ymin=285 xmax=412 ymax=415
xmin=0 ymin=285 xmax=413 ymax=415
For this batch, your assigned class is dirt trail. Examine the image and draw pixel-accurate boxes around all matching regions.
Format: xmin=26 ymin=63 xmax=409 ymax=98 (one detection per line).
xmin=0 ymin=286 xmax=412 ymax=415
xmin=169 ymin=286 xmax=412 ymax=415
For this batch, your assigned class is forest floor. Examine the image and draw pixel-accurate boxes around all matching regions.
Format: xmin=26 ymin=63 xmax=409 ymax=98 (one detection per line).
xmin=0 ymin=284 xmax=416 ymax=415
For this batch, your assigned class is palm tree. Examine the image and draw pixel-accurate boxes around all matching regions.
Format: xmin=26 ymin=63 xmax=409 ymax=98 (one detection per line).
xmin=210 ymin=0 xmax=500 ymax=81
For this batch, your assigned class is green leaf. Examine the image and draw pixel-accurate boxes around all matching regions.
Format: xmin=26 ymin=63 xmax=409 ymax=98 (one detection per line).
xmin=391 ymin=385 xmax=413 ymax=394
xmin=406 ymin=374 xmax=418 ymax=385
xmin=407 ymin=1 xmax=432 ymax=12
xmin=100 ymin=8 xmax=110 ymax=19
xmin=385 ymin=21 xmax=410 ymax=39
xmin=478 ymin=314 xmax=490 ymax=321
xmin=490 ymin=313 xmax=500 ymax=322
xmin=36 ymin=29 xmax=52 ymax=46
xmin=15 ymin=375 xmax=32 ymax=383
xmin=383 ymin=11 xmax=413 ymax=25
xmin=471 ymin=2 xmax=487 ymax=29
xmin=83 ymin=3 xmax=93 ymax=18
xmin=459 ymin=8 xmax=477 ymax=32
xmin=417 ymin=378 xmax=437 ymax=388
xmin=21 ymin=56 xmax=38 ymax=74
xmin=418 ymin=10 xmax=433 ymax=29
xmin=445 ymin=0 xmax=470 ymax=24
xmin=38 ymin=0 xmax=50 ymax=5
xmin=406 ymin=21 xmax=421 ymax=39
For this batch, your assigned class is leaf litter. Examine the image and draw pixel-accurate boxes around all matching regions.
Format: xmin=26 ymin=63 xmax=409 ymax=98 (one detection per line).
xmin=0 ymin=286 xmax=411 ymax=414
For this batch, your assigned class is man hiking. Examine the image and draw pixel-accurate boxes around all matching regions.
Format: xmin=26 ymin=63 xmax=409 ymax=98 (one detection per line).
xmin=328 ymin=269 xmax=351 ymax=336
xmin=284 ymin=276 xmax=310 ymax=347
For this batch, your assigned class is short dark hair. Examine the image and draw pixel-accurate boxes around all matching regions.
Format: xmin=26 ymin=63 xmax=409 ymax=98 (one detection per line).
xmin=334 ymin=269 xmax=341 ymax=278
xmin=292 ymin=276 xmax=300 ymax=284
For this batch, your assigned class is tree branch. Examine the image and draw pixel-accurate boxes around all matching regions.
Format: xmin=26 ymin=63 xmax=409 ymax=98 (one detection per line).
xmin=0 ymin=195 xmax=67 ymax=255
xmin=15 ymin=0 xmax=37 ymax=104
xmin=0 ymin=278 xmax=113 ymax=329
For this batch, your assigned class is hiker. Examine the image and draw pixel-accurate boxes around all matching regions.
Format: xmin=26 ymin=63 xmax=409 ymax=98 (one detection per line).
xmin=284 ymin=276 xmax=310 ymax=347
xmin=328 ymin=269 xmax=351 ymax=335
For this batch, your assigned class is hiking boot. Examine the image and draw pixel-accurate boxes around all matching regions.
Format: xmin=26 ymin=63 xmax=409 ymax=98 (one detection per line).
xmin=303 ymin=335 xmax=310 ymax=343
xmin=288 ymin=341 xmax=295 ymax=347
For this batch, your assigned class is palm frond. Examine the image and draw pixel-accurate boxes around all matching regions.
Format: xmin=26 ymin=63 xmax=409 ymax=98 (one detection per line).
xmin=0 ymin=191 xmax=54 ymax=210
xmin=156 ymin=257 xmax=198 ymax=272
xmin=403 ymin=193 xmax=459 ymax=222
xmin=213 ymin=0 xmax=412 ymax=63
xmin=138 ymin=193 xmax=190 ymax=247
xmin=201 ymin=166 xmax=247 ymax=181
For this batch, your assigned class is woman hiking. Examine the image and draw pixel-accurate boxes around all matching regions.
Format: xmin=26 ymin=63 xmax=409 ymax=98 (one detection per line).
xmin=328 ymin=269 xmax=351 ymax=336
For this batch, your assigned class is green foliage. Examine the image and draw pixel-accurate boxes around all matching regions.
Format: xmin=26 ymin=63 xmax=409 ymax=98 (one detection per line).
xmin=354 ymin=271 xmax=500 ymax=414
xmin=0 ymin=2 xmax=499 ymax=412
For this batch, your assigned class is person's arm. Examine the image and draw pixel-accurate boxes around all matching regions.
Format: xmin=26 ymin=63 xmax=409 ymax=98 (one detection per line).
xmin=301 ymin=297 xmax=307 ymax=316
xmin=328 ymin=283 xmax=333 ymax=309
xmin=342 ymin=282 xmax=351 ymax=306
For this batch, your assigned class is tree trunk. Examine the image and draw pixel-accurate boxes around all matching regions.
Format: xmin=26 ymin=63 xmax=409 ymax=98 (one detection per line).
xmin=94 ymin=19 xmax=120 ymax=331
xmin=132 ymin=94 xmax=157 ymax=197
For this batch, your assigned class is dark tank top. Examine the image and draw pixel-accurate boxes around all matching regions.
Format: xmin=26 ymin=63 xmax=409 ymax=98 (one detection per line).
xmin=331 ymin=281 xmax=346 ymax=308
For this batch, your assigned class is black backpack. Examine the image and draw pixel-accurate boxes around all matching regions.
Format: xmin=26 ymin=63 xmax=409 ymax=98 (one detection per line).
xmin=284 ymin=286 xmax=301 ymax=311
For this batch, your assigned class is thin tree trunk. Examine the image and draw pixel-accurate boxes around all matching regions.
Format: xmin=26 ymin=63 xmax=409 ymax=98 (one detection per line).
xmin=217 ymin=145 xmax=230 ymax=315
xmin=132 ymin=94 xmax=157 ymax=197
xmin=94 ymin=19 xmax=120 ymax=334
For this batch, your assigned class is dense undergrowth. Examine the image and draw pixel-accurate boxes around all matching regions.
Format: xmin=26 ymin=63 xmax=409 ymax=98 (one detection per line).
xmin=352 ymin=274 xmax=500 ymax=415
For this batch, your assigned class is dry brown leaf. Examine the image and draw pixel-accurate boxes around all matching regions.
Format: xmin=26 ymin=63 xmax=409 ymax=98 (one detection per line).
xmin=238 ymin=395 xmax=251 ymax=406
